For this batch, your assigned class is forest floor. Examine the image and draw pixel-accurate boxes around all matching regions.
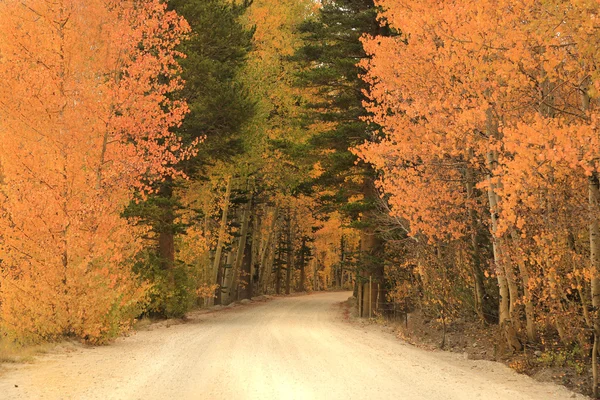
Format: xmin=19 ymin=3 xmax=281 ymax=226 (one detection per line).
xmin=0 ymin=292 xmax=587 ymax=399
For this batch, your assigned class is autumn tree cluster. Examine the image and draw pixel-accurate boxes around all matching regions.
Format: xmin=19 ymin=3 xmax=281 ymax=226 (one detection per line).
xmin=0 ymin=0 xmax=191 ymax=343
xmin=172 ymin=0 xmax=356 ymax=309
xmin=12 ymin=0 xmax=600 ymax=392
xmin=0 ymin=0 xmax=359 ymax=345
xmin=354 ymin=0 xmax=600 ymax=393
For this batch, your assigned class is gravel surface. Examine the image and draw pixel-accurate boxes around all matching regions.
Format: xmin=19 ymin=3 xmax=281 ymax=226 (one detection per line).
xmin=0 ymin=292 xmax=588 ymax=399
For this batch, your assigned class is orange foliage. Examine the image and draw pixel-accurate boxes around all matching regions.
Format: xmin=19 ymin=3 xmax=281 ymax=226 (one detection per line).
xmin=0 ymin=0 xmax=191 ymax=343
xmin=358 ymin=0 xmax=600 ymax=348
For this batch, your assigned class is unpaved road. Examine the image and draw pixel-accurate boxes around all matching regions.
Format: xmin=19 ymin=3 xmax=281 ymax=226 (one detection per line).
xmin=0 ymin=292 xmax=587 ymax=399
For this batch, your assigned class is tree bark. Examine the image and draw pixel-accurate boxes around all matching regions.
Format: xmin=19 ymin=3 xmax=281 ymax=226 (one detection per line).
xmin=360 ymin=176 xmax=385 ymax=318
xmin=212 ymin=177 xmax=232 ymax=301
xmin=215 ymin=251 xmax=233 ymax=306
xmin=238 ymin=223 xmax=254 ymax=300
xmin=590 ymin=172 xmax=600 ymax=397
xmin=249 ymin=208 xmax=262 ymax=296
xmin=158 ymin=182 xmax=176 ymax=293
xmin=485 ymin=110 xmax=522 ymax=351
xmin=285 ymin=210 xmax=295 ymax=295
xmin=297 ymin=237 xmax=306 ymax=292
xmin=338 ymin=234 xmax=345 ymax=288
xmin=510 ymin=229 xmax=536 ymax=342
xmin=229 ymin=190 xmax=252 ymax=302
xmin=313 ymin=254 xmax=320 ymax=292
xmin=465 ymin=158 xmax=487 ymax=322
xmin=263 ymin=233 xmax=278 ymax=294
xmin=275 ymin=238 xmax=283 ymax=295
xmin=259 ymin=207 xmax=279 ymax=293
xmin=577 ymin=83 xmax=600 ymax=396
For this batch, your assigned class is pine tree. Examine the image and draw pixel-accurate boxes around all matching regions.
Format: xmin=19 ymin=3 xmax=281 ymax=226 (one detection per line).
xmin=128 ymin=0 xmax=255 ymax=317
xmin=294 ymin=0 xmax=388 ymax=316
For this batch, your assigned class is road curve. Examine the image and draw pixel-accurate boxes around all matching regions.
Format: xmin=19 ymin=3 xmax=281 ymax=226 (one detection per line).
xmin=0 ymin=292 xmax=586 ymax=399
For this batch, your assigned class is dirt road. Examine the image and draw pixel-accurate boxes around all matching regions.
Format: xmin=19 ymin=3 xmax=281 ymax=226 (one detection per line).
xmin=0 ymin=292 xmax=586 ymax=399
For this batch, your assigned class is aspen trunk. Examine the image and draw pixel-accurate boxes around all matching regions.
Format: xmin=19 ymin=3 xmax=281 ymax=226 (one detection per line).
xmin=510 ymin=229 xmax=536 ymax=342
xmin=465 ymin=158 xmax=487 ymax=321
xmin=539 ymin=77 xmax=567 ymax=342
xmin=229 ymin=193 xmax=252 ymax=302
xmin=285 ymin=210 xmax=295 ymax=295
xmin=494 ymin=171 xmax=519 ymax=324
xmin=238 ymin=226 xmax=254 ymax=300
xmin=202 ymin=200 xmax=212 ymax=298
xmin=275 ymin=236 xmax=283 ymax=295
xmin=215 ymin=251 xmax=233 ymax=306
xmin=437 ymin=245 xmax=449 ymax=349
xmin=313 ymin=255 xmax=319 ymax=292
xmin=549 ymin=270 xmax=568 ymax=342
xmin=157 ymin=182 xmax=176 ymax=293
xmin=504 ymin=258 xmax=519 ymax=322
xmin=57 ymin=4 xmax=73 ymax=324
xmin=297 ymin=237 xmax=306 ymax=292
xmin=212 ymin=177 xmax=232 ymax=301
xmin=578 ymin=84 xmax=600 ymax=396
xmin=541 ymin=230 xmax=569 ymax=342
xmin=567 ymin=233 xmax=593 ymax=328
xmin=249 ymin=209 xmax=262 ymax=296
xmin=486 ymin=110 xmax=521 ymax=351
xmin=263 ymin=232 xmax=278 ymax=294
xmin=487 ymin=176 xmax=519 ymax=351
xmin=360 ymin=176 xmax=385 ymax=318
xmin=259 ymin=207 xmax=279 ymax=293
xmin=339 ymin=234 xmax=345 ymax=289
xmin=594 ymin=336 xmax=599 ymax=399
xmin=589 ymin=172 xmax=600 ymax=397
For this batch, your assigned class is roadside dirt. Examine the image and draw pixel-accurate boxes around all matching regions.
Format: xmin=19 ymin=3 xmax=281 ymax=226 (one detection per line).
xmin=0 ymin=292 xmax=588 ymax=399
xmin=371 ymin=304 xmax=592 ymax=396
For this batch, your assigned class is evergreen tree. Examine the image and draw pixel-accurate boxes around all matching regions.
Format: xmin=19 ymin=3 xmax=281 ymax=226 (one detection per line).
xmin=128 ymin=0 xmax=255 ymax=317
xmin=294 ymin=0 xmax=388 ymax=316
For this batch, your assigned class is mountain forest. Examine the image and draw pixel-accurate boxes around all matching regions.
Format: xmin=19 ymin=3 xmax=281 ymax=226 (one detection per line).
xmin=1 ymin=0 xmax=600 ymax=398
